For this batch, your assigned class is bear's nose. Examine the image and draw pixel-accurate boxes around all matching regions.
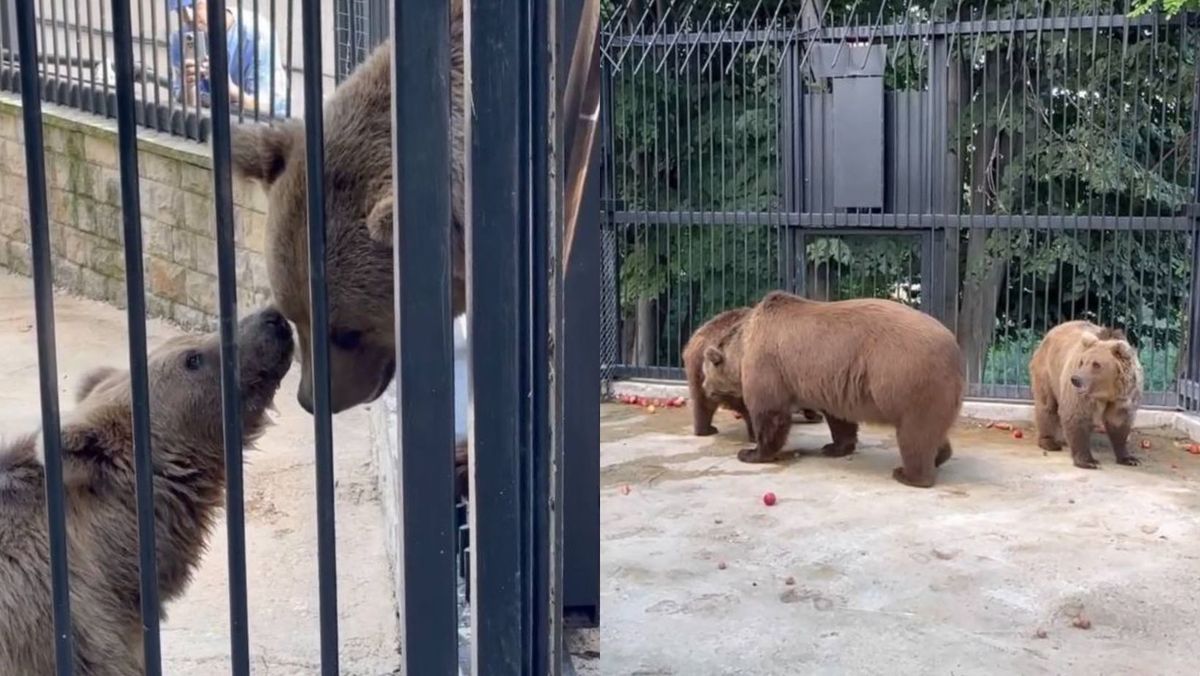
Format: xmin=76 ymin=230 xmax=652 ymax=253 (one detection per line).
xmin=1070 ymin=375 xmax=1083 ymax=388
xmin=259 ymin=308 xmax=291 ymax=338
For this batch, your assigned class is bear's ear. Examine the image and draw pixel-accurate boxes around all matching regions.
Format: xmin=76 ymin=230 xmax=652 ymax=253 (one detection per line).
xmin=365 ymin=193 xmax=394 ymax=245
xmin=75 ymin=366 xmax=120 ymax=403
xmin=230 ymin=120 xmax=299 ymax=186
xmin=704 ymin=346 xmax=724 ymax=366
xmin=1080 ymin=332 xmax=1098 ymax=348
xmin=36 ymin=416 xmax=126 ymax=491
xmin=1106 ymin=328 xmax=1126 ymax=341
xmin=1111 ymin=341 xmax=1135 ymax=361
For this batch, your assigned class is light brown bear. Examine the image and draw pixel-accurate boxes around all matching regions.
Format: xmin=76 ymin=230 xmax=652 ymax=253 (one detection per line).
xmin=701 ymin=291 xmax=964 ymax=488
xmin=230 ymin=0 xmax=465 ymax=414
xmin=1028 ymin=320 xmax=1144 ymax=469
xmin=683 ymin=307 xmax=821 ymax=438
xmin=0 ymin=308 xmax=293 ymax=675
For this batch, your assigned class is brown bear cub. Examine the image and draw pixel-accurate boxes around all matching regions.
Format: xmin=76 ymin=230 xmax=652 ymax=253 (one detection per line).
xmin=230 ymin=0 xmax=465 ymax=415
xmin=0 ymin=308 xmax=293 ymax=675
xmin=683 ymin=307 xmax=821 ymax=439
xmin=701 ymin=291 xmax=964 ymax=488
xmin=1028 ymin=320 xmax=1144 ymax=469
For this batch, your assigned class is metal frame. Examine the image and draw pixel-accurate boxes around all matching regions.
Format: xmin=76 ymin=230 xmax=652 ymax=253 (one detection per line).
xmin=12 ymin=0 xmax=596 ymax=674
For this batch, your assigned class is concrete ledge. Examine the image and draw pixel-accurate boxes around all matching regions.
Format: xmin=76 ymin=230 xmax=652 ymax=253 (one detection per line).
xmin=608 ymin=379 xmax=1200 ymax=439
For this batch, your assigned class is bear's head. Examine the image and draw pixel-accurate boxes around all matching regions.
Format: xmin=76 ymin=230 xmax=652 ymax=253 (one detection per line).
xmin=701 ymin=328 xmax=745 ymax=401
xmin=1069 ymin=332 xmax=1138 ymax=402
xmin=54 ymin=307 xmax=294 ymax=490
xmin=229 ymin=112 xmax=402 ymax=415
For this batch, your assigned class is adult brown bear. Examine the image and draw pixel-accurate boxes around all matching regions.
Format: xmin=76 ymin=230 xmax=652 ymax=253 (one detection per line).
xmin=1028 ymin=320 xmax=1143 ymax=469
xmin=701 ymin=291 xmax=964 ymax=488
xmin=230 ymin=0 xmax=465 ymax=414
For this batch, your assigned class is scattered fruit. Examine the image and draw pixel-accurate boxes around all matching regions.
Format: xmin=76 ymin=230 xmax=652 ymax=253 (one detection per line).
xmin=674 ymin=396 xmax=686 ymax=407
xmin=763 ymin=491 xmax=777 ymax=506
xmin=984 ymin=421 xmax=995 ymax=429
xmin=619 ymin=484 xmax=631 ymax=495
xmin=717 ymin=561 xmax=727 ymax=570
xmin=993 ymin=422 xmax=1013 ymax=432
xmin=1012 ymin=429 xmax=1024 ymax=440
xmin=1034 ymin=628 xmax=1048 ymax=639
xmin=732 ymin=411 xmax=743 ymax=420
xmin=1187 ymin=444 xmax=1200 ymax=455
xmin=1140 ymin=439 xmax=1152 ymax=450
xmin=1072 ymin=616 xmax=1092 ymax=630
xmin=646 ymin=404 xmax=657 ymax=414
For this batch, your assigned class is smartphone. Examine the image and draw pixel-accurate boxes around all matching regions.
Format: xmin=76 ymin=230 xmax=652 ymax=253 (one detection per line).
xmin=183 ymin=29 xmax=208 ymax=65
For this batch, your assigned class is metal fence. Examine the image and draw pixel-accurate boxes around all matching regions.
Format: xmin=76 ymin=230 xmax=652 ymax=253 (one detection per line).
xmin=0 ymin=0 xmax=303 ymax=141
xmin=599 ymin=0 xmax=1200 ymax=410
xmin=10 ymin=0 xmax=596 ymax=674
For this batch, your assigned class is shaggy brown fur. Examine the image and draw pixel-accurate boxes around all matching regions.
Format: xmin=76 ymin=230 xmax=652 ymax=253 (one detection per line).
xmin=0 ymin=309 xmax=293 ymax=675
xmin=1028 ymin=320 xmax=1144 ymax=469
xmin=229 ymin=0 xmax=465 ymax=414
xmin=701 ymin=291 xmax=965 ymax=488
xmin=684 ymin=307 xmax=821 ymax=438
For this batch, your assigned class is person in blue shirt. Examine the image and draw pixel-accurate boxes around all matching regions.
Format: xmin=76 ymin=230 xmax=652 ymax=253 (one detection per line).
xmin=167 ymin=0 xmax=288 ymax=117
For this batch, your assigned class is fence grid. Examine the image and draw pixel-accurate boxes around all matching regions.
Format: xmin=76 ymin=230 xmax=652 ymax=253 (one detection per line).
xmin=600 ymin=0 xmax=1200 ymax=410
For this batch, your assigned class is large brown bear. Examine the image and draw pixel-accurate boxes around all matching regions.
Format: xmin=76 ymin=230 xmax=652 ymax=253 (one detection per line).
xmin=701 ymin=291 xmax=964 ymax=488
xmin=230 ymin=0 xmax=465 ymax=414
xmin=683 ymin=307 xmax=821 ymax=438
xmin=1028 ymin=320 xmax=1144 ymax=469
xmin=0 ymin=309 xmax=293 ymax=675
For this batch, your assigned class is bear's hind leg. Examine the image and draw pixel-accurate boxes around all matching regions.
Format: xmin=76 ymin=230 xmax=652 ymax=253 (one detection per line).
xmin=892 ymin=423 xmax=941 ymax=488
xmin=821 ymin=415 xmax=858 ymax=457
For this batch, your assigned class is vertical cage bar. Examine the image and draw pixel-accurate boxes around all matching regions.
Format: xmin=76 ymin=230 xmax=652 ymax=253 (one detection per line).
xmin=391 ymin=0 xmax=458 ymax=672
xmin=109 ymin=0 xmax=163 ymax=671
xmin=204 ymin=0 xmax=253 ymax=671
xmin=15 ymin=2 xmax=74 ymax=672
xmin=298 ymin=0 xmax=341 ymax=672
xmin=465 ymin=0 xmax=526 ymax=670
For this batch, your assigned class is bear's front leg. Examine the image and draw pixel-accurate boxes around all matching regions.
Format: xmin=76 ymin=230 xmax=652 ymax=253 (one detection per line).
xmin=1104 ymin=406 xmax=1139 ymax=467
xmin=1062 ymin=413 xmax=1099 ymax=469
xmin=690 ymin=386 xmax=720 ymax=437
xmin=737 ymin=409 xmax=790 ymax=463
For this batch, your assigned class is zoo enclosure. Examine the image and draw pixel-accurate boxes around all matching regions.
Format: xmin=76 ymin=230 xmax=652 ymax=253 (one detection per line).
xmin=10 ymin=0 xmax=599 ymax=674
xmin=599 ymin=0 xmax=1200 ymax=410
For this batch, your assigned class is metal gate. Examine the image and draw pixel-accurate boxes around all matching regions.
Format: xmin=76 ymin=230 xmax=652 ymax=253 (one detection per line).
xmin=6 ymin=0 xmax=598 ymax=673
xmin=599 ymin=0 xmax=1200 ymax=411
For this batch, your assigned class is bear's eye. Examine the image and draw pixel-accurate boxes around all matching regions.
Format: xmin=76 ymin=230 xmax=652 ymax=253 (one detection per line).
xmin=1091 ymin=360 xmax=1101 ymax=371
xmin=331 ymin=328 xmax=363 ymax=351
xmin=185 ymin=352 xmax=204 ymax=371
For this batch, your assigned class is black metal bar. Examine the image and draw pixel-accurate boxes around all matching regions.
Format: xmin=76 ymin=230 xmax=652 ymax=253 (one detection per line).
xmin=391 ymin=0 xmax=457 ymax=672
xmin=466 ymin=0 xmax=526 ymax=669
xmin=298 ymin=0 xmax=340 ymax=672
xmin=528 ymin=0 xmax=563 ymax=669
xmin=391 ymin=0 xmax=456 ymax=672
xmin=204 ymin=0 xmax=253 ymax=671
xmin=108 ymin=0 xmax=163 ymax=672
xmin=14 ymin=2 xmax=73 ymax=673
xmin=605 ymin=211 xmax=1196 ymax=232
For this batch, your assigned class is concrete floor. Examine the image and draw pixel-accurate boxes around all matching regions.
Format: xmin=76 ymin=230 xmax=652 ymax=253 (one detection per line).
xmin=0 ymin=272 xmax=399 ymax=674
xmin=601 ymin=402 xmax=1200 ymax=675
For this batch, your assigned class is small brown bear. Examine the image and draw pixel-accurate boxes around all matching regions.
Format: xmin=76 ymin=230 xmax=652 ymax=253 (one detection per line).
xmin=0 ymin=308 xmax=293 ymax=675
xmin=701 ymin=291 xmax=964 ymax=488
xmin=683 ymin=307 xmax=821 ymax=439
xmin=1028 ymin=319 xmax=1144 ymax=469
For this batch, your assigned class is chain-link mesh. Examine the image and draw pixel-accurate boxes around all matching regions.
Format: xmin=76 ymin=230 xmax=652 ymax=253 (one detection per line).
xmin=600 ymin=225 xmax=620 ymax=396
xmin=335 ymin=0 xmax=371 ymax=83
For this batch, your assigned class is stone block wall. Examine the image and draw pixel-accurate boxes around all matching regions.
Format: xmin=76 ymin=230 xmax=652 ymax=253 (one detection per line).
xmin=0 ymin=94 xmax=273 ymax=330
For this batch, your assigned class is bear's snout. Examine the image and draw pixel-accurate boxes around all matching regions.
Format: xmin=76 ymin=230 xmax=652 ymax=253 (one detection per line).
xmin=1070 ymin=375 xmax=1083 ymax=388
